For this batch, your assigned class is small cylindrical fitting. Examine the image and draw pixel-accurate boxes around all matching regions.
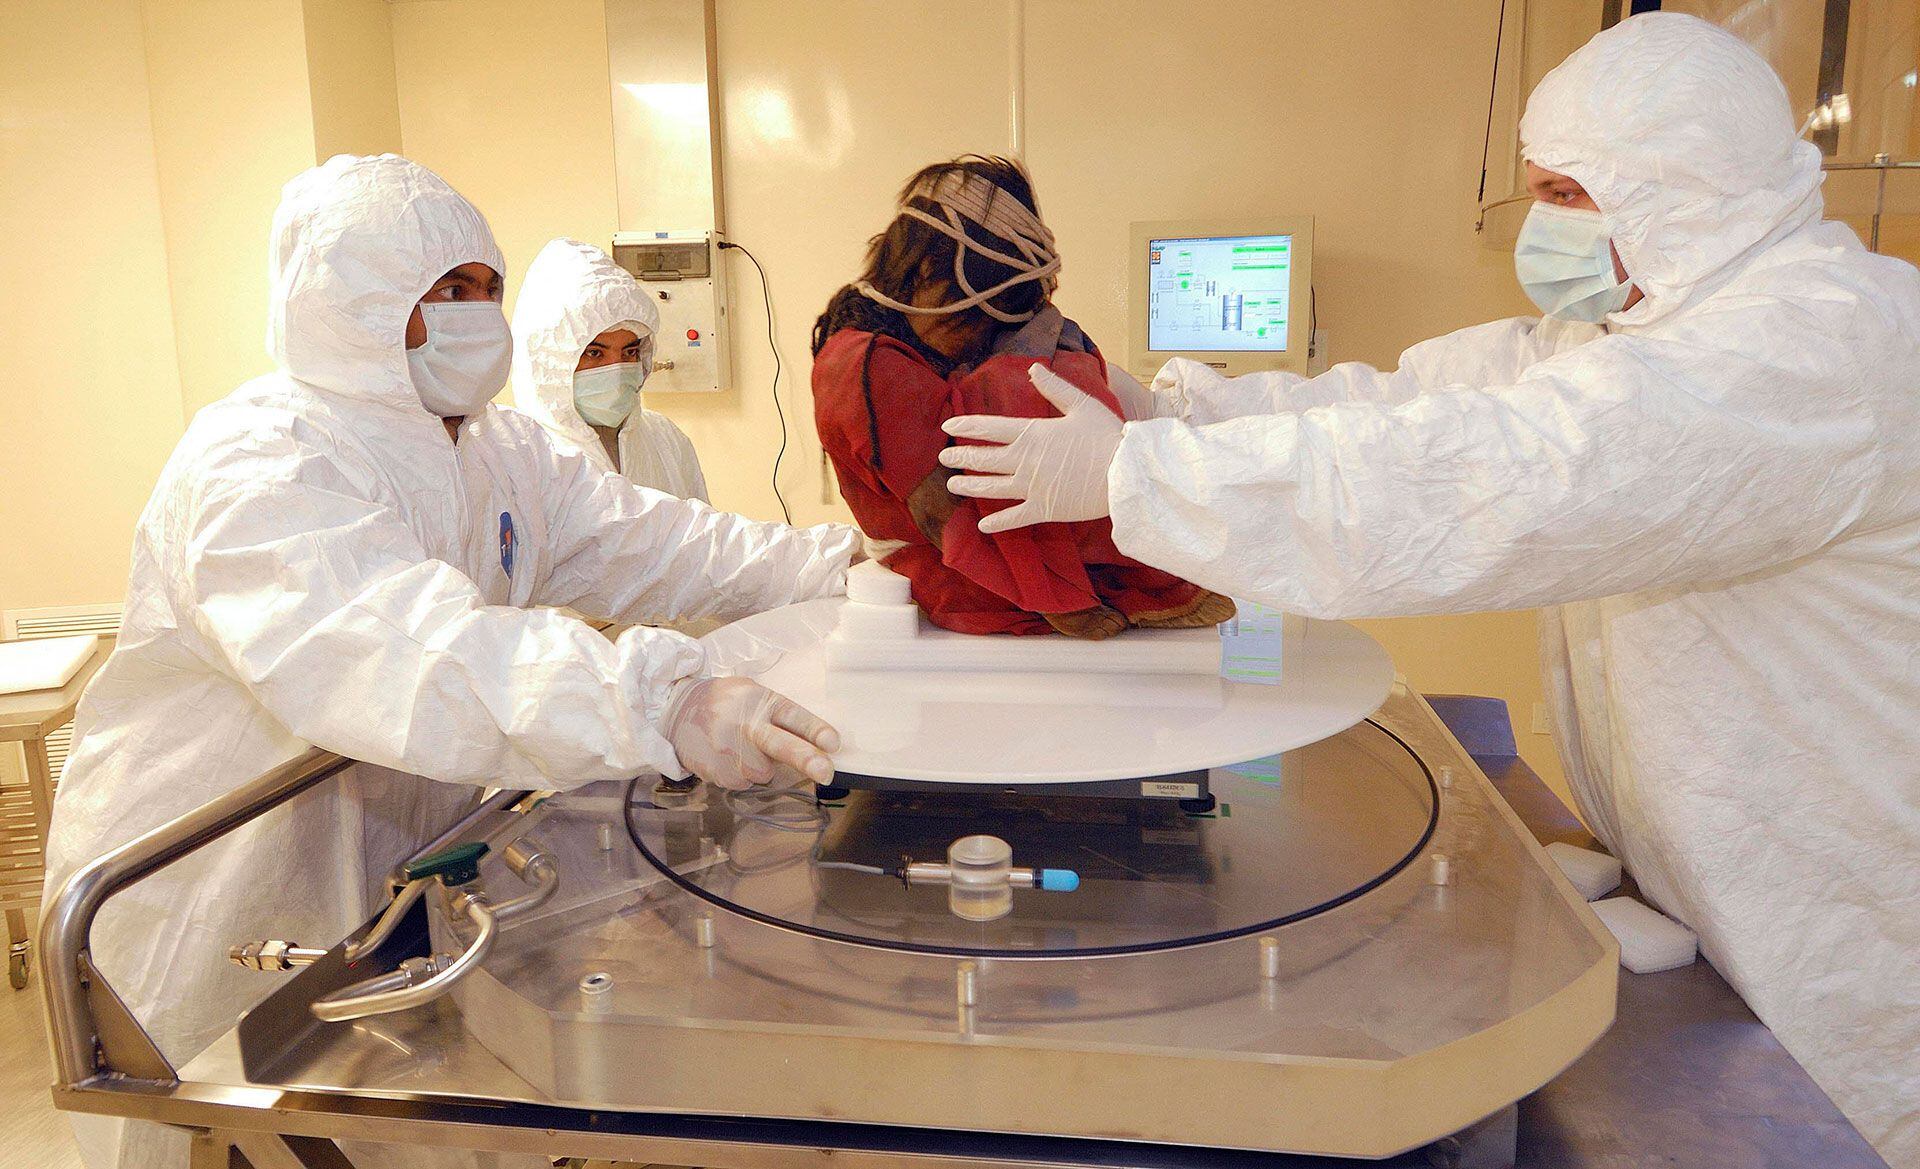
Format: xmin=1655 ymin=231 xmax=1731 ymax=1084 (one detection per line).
xmin=1259 ymin=935 xmax=1281 ymax=981
xmin=576 ymin=967 xmax=614 ymax=1005
xmin=696 ymin=913 xmax=717 ymax=949
xmin=947 ymin=835 xmax=1014 ymax=922
xmin=956 ymin=960 xmax=978 ymax=1008
xmin=1430 ymin=853 xmax=1454 ymax=886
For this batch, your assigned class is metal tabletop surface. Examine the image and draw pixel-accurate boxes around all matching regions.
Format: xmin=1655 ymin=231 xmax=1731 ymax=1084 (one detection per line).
xmin=57 ymin=691 xmax=1886 ymax=1168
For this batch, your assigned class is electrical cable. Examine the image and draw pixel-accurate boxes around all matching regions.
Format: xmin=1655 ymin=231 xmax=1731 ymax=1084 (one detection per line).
xmin=1477 ymin=0 xmax=1510 ymax=209
xmin=1308 ymin=286 xmax=1317 ymax=361
xmin=717 ymin=240 xmax=793 ymax=523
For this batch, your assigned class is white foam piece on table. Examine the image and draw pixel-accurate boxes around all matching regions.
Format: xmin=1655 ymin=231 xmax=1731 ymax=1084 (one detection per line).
xmin=1590 ymin=897 xmax=1698 ymax=974
xmin=1546 ymin=842 xmax=1623 ymax=901
xmin=845 ymin=560 xmax=913 ymax=605
xmin=833 ymin=602 xmax=920 ymax=641
xmin=0 ymin=635 xmax=97 ymax=696
xmin=831 ymin=559 xmax=1221 ymax=675
xmin=827 ymin=620 xmax=1222 ymax=675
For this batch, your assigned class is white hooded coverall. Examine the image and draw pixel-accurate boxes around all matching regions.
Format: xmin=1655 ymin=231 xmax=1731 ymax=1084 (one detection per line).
xmin=43 ymin=154 xmax=856 ymax=1169
xmin=1131 ymin=16 xmax=1920 ymax=1163
xmin=511 ymin=237 xmax=710 ymax=501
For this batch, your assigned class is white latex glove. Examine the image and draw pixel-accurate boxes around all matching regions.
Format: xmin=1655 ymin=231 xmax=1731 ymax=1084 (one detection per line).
xmin=938 ymin=363 xmax=1123 ymax=534
xmin=660 ymin=676 xmax=841 ymax=790
xmin=1104 ymin=363 xmax=1160 ymax=421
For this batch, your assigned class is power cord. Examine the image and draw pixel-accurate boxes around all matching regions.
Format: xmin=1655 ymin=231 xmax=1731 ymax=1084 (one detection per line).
xmin=717 ymin=240 xmax=793 ymax=523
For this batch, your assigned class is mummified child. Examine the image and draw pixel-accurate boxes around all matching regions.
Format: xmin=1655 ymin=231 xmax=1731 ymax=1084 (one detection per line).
xmin=811 ymin=155 xmax=1234 ymax=639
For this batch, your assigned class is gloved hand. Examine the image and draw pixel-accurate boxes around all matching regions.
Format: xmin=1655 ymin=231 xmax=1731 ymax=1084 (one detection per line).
xmin=660 ymin=676 xmax=841 ymax=790
xmin=1104 ymin=362 xmax=1160 ymax=421
xmin=938 ymin=363 xmax=1123 ymax=535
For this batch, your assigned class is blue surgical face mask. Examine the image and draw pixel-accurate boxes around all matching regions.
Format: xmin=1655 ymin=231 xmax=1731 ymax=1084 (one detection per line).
xmin=572 ymin=362 xmax=644 ymax=428
xmin=1514 ymin=202 xmax=1633 ymax=323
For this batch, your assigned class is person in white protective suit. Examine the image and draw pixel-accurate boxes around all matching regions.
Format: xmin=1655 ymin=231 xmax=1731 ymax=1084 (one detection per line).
xmin=512 ymin=236 xmax=709 ymax=501
xmin=940 ymin=14 xmax=1920 ymax=1163
xmin=43 ymin=154 xmax=859 ymax=1169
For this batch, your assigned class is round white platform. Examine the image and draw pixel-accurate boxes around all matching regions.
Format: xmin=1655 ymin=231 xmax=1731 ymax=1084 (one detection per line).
xmin=700 ymin=599 xmax=1396 ymax=784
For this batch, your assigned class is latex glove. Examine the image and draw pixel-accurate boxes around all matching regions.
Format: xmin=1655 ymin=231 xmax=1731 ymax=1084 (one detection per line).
xmin=1105 ymin=363 xmax=1159 ymax=421
xmin=660 ymin=676 xmax=841 ymax=790
xmin=938 ymin=363 xmax=1123 ymax=534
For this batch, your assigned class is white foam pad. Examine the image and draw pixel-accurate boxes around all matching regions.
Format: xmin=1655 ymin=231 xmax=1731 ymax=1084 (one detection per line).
xmin=0 ymin=635 xmax=97 ymax=696
xmin=826 ymin=621 xmax=1222 ymax=675
xmin=1546 ymin=842 xmax=1622 ymax=901
xmin=1590 ymin=897 xmax=1698 ymax=974
xmin=846 ymin=560 xmax=913 ymax=605
xmin=835 ymin=602 xmax=920 ymax=641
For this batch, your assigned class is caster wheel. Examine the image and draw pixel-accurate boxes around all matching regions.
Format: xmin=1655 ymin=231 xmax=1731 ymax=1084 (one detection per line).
xmin=8 ymin=948 xmax=28 ymax=991
xmin=814 ymin=783 xmax=851 ymax=803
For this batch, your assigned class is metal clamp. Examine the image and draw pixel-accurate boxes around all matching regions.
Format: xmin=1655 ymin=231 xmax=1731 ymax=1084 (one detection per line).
xmin=309 ymin=836 xmax=557 ymax=1023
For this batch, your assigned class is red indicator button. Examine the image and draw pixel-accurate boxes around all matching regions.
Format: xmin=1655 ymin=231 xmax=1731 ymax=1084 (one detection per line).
xmin=686 ymin=328 xmax=700 ymax=340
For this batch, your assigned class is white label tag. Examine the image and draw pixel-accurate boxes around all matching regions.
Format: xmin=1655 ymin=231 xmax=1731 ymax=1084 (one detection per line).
xmin=1141 ymin=781 xmax=1201 ymax=799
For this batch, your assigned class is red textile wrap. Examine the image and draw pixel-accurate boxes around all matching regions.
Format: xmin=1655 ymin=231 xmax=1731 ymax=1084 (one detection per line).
xmin=813 ymin=319 xmax=1202 ymax=635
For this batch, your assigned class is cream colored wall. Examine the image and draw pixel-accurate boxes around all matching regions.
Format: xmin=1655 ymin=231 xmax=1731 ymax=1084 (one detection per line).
xmin=141 ymin=0 xmax=318 ymax=413
xmin=303 ymin=0 xmax=404 ymax=159
xmin=384 ymin=0 xmax=1571 ymax=797
xmin=389 ymin=0 xmax=623 ymax=330
xmin=0 ymin=0 xmax=186 ymax=614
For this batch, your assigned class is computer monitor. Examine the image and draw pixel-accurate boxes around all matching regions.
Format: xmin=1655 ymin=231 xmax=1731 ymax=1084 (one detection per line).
xmin=1128 ymin=217 xmax=1314 ymax=380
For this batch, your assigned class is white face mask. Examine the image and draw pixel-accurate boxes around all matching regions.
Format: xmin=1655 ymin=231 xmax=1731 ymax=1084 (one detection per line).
xmin=1513 ymin=202 xmax=1634 ymax=323
xmin=572 ymin=361 xmax=645 ymax=429
xmin=406 ymin=301 xmax=512 ymax=417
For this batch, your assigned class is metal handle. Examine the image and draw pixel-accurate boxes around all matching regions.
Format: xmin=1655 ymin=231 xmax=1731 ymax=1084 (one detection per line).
xmin=40 ymin=743 xmax=541 ymax=1087
xmin=40 ymin=747 xmax=356 ymax=1085
xmin=309 ymin=837 xmax=556 ymax=1023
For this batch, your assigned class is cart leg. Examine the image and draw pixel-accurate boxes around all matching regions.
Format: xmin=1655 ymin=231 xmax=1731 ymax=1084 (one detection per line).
xmin=7 ymin=907 xmax=27 ymax=991
xmin=192 ymin=1130 xmax=353 ymax=1169
xmin=189 ymin=1131 xmax=234 ymax=1169
xmin=22 ymin=738 xmax=56 ymax=850
xmin=1423 ymin=1103 xmax=1518 ymax=1169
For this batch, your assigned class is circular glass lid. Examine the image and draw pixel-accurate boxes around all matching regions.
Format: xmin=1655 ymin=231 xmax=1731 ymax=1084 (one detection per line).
xmin=623 ymin=719 xmax=1437 ymax=959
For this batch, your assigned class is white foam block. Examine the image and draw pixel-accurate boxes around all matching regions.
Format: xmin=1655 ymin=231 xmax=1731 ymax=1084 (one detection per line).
xmin=0 ymin=635 xmax=97 ymax=696
xmin=826 ymin=620 xmax=1222 ymax=675
xmin=834 ymin=602 xmax=920 ymax=641
xmin=1546 ymin=842 xmax=1623 ymax=901
xmin=845 ymin=560 xmax=913 ymax=605
xmin=1590 ymin=897 xmax=1698 ymax=974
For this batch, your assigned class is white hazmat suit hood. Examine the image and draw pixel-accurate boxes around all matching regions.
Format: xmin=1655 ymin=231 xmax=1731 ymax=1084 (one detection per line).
xmin=511 ymin=238 xmax=710 ymax=501
xmin=1124 ymin=15 xmax=1920 ymax=1162
xmin=270 ymin=153 xmax=505 ymax=410
xmin=1520 ymin=12 xmax=1826 ymax=327
xmin=44 ymin=154 xmax=855 ymax=1169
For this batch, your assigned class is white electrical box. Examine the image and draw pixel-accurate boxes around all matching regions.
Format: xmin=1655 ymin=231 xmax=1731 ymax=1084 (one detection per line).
xmin=611 ymin=230 xmax=730 ymax=393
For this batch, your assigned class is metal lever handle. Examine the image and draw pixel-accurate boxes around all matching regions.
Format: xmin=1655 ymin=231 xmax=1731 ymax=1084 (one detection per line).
xmin=309 ymin=836 xmax=557 ymax=1023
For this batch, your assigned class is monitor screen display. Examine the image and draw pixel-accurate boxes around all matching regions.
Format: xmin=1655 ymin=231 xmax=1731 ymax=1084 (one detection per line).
xmin=1146 ymin=233 xmax=1292 ymax=352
